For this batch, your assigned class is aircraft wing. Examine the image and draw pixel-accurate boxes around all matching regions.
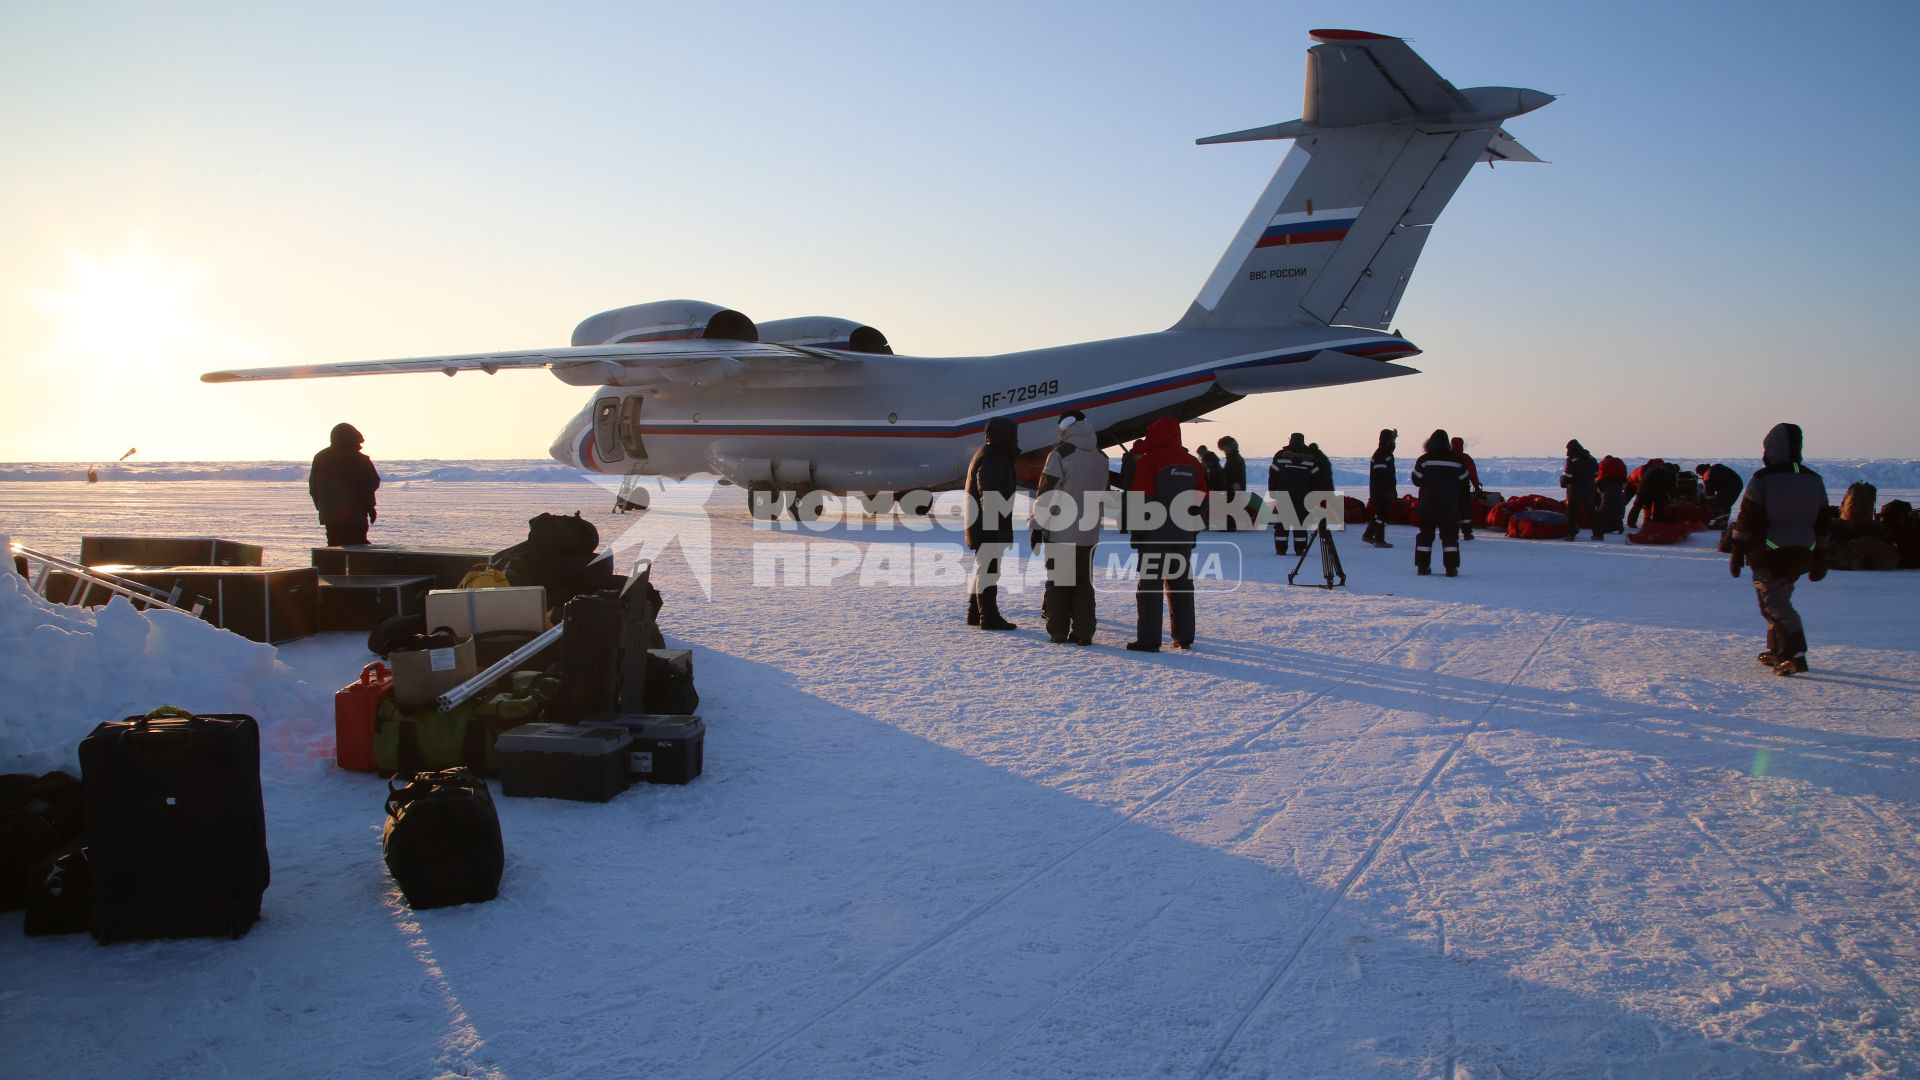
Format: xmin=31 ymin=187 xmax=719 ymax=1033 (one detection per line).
xmin=201 ymin=338 xmax=862 ymax=389
xmin=1304 ymin=30 xmax=1470 ymax=125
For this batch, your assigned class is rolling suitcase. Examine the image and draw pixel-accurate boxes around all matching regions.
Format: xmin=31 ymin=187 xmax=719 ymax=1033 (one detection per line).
xmin=79 ymin=708 xmax=270 ymax=942
xmin=555 ymin=592 xmax=623 ymax=722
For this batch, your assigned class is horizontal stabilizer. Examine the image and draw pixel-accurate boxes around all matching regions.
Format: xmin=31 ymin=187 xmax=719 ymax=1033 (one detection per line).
xmin=1197 ymin=119 xmax=1317 ymax=146
xmin=1212 ymin=348 xmax=1417 ymax=395
xmin=1480 ymin=129 xmax=1544 ymax=163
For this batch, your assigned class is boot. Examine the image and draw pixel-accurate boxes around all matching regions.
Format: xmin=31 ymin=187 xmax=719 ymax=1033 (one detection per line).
xmin=1757 ymin=623 xmax=1782 ymax=667
xmin=1444 ymin=567 xmax=1458 ymax=577
xmin=1774 ymin=629 xmax=1808 ymax=675
xmin=1416 ymin=566 xmax=1431 ymax=576
xmin=967 ymin=594 xmax=981 ymax=627
xmin=977 ymin=587 xmax=1017 ymax=631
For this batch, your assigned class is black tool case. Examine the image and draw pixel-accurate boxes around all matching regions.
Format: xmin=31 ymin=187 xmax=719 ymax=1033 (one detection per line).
xmin=317 ymin=573 xmax=435 ymax=632
xmin=585 ymin=714 xmax=704 ymax=784
xmin=495 ymin=723 xmax=633 ymax=802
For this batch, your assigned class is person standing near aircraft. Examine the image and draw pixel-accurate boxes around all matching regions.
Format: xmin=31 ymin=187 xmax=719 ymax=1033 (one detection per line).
xmin=1451 ymin=436 xmax=1482 ymax=540
xmin=1410 ymin=429 xmax=1468 ymax=576
xmin=1217 ymin=437 xmax=1247 ymax=531
xmin=309 ymin=422 xmax=381 ymax=547
xmin=1561 ymin=440 xmax=1600 ymax=541
xmin=1126 ymin=416 xmax=1207 ymax=652
xmin=1033 ymin=412 xmax=1109 ymax=645
xmin=1362 ymin=429 xmax=1397 ymax=548
xmin=964 ymin=416 xmax=1021 ymax=630
xmin=1729 ymin=423 xmax=1831 ymax=675
xmin=1268 ymin=433 xmax=1317 ymax=556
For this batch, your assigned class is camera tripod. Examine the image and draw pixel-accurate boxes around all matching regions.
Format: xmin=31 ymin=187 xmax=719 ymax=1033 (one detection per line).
xmin=1286 ymin=524 xmax=1347 ymax=589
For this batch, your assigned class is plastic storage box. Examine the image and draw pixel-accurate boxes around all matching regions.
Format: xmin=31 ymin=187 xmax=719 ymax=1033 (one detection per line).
xmin=496 ymin=723 xmax=633 ymax=802
xmin=584 ymin=714 xmax=704 ymax=784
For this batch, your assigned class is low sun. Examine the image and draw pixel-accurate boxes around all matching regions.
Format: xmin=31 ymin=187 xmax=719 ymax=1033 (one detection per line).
xmin=35 ymin=243 xmax=206 ymax=377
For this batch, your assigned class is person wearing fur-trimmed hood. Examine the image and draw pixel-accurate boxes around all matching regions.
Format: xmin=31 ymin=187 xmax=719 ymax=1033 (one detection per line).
xmin=1031 ymin=411 xmax=1109 ymax=644
xmin=1729 ymin=422 xmax=1832 ymax=675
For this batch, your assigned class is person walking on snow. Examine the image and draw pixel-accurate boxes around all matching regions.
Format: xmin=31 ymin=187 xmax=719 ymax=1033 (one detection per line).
xmin=309 ymin=422 xmax=381 ymax=547
xmin=1410 ymin=429 xmax=1469 ymax=576
xmin=1032 ymin=411 xmax=1109 ymax=645
xmin=1217 ymin=436 xmax=1247 ymax=531
xmin=1362 ymin=428 xmax=1397 ymax=548
xmin=1125 ymin=416 xmax=1207 ymax=652
xmin=1729 ymin=422 xmax=1832 ymax=675
xmin=964 ymin=415 xmax=1021 ymax=630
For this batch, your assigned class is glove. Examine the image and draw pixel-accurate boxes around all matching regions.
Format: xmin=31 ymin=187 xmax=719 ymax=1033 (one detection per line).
xmin=1809 ymin=550 xmax=1828 ymax=582
xmin=1729 ymin=548 xmax=1745 ymax=579
xmin=368 ymin=508 xmax=378 ymax=523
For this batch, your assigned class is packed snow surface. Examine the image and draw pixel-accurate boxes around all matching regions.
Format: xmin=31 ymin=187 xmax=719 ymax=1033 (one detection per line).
xmin=3 ymin=479 xmax=1919 ymax=1078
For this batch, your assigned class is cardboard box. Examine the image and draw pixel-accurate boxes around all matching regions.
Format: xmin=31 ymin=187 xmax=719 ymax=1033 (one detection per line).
xmin=389 ymin=634 xmax=479 ymax=709
xmin=425 ymin=586 xmax=548 ymax=638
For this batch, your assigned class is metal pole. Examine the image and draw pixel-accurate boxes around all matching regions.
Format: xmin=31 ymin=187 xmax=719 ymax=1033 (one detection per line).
xmin=8 ymin=543 xmax=197 ymax=613
xmin=435 ymin=621 xmax=565 ymax=713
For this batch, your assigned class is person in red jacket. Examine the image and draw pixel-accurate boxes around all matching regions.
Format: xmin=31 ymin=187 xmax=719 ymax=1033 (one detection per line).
xmin=1125 ymin=416 xmax=1208 ymax=651
xmin=1450 ymin=436 xmax=1482 ymax=540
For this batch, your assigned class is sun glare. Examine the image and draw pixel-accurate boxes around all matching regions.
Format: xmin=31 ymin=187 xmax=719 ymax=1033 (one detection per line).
xmin=34 ymin=244 xmax=207 ymax=376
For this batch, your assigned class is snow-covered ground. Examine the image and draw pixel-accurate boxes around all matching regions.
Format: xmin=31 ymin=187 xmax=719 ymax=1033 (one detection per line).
xmin=4 ymin=479 xmax=1919 ymax=1077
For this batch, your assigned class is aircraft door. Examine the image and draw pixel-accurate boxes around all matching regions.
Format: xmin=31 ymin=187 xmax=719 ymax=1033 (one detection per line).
xmin=619 ymin=396 xmax=649 ymax=463
xmin=592 ymin=397 xmax=625 ymax=464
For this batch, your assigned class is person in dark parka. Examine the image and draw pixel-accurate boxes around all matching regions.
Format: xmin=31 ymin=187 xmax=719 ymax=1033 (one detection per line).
xmin=1696 ymin=462 xmax=1744 ymax=523
xmin=964 ymin=415 xmax=1021 ymax=630
xmin=1730 ymin=423 xmax=1832 ymax=675
xmin=1409 ymin=429 xmax=1468 ymax=576
xmin=1627 ymin=458 xmax=1677 ymax=528
xmin=1267 ymin=433 xmax=1318 ymax=556
xmin=1217 ymin=437 xmax=1247 ymax=531
xmin=1362 ymin=428 xmax=1397 ymax=548
xmin=310 ymin=422 xmax=381 ymax=546
xmin=1560 ymin=440 xmax=1600 ymax=541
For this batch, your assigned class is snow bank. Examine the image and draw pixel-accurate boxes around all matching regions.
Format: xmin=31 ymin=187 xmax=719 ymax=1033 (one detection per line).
xmin=0 ymin=573 xmax=330 ymax=775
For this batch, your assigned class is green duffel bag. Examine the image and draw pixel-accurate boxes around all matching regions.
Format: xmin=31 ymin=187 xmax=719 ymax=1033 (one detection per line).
xmin=374 ymin=698 xmax=477 ymax=777
xmin=469 ymin=671 xmax=563 ymax=776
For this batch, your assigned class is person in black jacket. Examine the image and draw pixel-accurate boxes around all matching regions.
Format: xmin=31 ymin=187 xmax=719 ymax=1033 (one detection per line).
xmin=963 ymin=415 xmax=1020 ymax=630
xmin=1267 ymin=433 xmax=1318 ymax=556
xmin=1696 ymin=462 xmax=1744 ymax=524
xmin=1560 ymin=440 xmax=1600 ymax=541
xmin=1730 ymin=423 xmax=1832 ymax=675
xmin=1409 ymin=429 xmax=1468 ymax=576
xmin=1627 ymin=458 xmax=1677 ymax=529
xmin=1216 ymin=437 xmax=1247 ymax=531
xmin=309 ymin=422 xmax=381 ymax=546
xmin=1362 ymin=428 xmax=1397 ymax=548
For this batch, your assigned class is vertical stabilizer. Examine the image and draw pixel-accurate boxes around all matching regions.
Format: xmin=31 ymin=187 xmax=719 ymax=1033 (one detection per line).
xmin=1175 ymin=30 xmax=1548 ymax=332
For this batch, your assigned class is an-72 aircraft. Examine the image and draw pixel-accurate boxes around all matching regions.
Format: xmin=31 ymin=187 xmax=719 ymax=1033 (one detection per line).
xmin=205 ymin=29 xmax=1551 ymax=511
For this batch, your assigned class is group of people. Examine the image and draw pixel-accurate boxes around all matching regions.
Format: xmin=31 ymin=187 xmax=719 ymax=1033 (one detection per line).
xmin=961 ymin=415 xmax=1841 ymax=677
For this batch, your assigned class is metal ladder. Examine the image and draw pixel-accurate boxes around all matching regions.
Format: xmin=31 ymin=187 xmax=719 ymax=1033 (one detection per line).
xmin=6 ymin=539 xmax=204 ymax=616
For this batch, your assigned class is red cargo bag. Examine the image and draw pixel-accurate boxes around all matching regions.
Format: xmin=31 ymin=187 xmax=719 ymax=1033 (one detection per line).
xmin=1507 ymin=509 xmax=1571 ymax=539
xmin=335 ymin=662 xmax=392 ymax=772
xmin=1343 ymin=496 xmax=1370 ymax=527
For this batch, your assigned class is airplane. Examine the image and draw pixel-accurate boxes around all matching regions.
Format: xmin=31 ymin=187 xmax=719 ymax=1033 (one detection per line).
xmin=204 ymin=29 xmax=1551 ymax=515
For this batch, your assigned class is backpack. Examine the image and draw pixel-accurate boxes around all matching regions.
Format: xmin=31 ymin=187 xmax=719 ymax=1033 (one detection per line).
xmin=1841 ymin=482 xmax=1878 ymax=525
xmin=1598 ymin=455 xmax=1627 ymax=483
xmin=382 ymin=768 xmax=503 ymax=910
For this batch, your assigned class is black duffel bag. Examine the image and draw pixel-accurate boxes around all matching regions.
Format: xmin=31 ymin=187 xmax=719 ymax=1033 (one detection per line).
xmin=382 ymin=767 xmax=504 ymax=910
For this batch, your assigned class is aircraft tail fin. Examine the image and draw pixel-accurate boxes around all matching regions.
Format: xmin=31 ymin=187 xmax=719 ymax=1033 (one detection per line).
xmin=1175 ymin=30 xmax=1550 ymax=332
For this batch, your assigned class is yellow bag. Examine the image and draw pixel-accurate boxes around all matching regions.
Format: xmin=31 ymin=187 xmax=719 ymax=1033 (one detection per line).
xmin=458 ymin=567 xmax=513 ymax=590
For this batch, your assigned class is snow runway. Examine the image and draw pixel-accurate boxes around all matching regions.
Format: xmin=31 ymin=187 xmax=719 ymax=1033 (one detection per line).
xmin=4 ymin=480 xmax=1918 ymax=1076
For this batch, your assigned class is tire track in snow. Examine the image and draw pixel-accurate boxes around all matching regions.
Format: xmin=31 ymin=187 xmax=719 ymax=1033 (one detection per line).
xmin=1194 ymin=608 xmax=1582 ymax=1079
xmin=720 ymin=612 xmax=1451 ymax=1079
xmin=955 ymin=619 xmax=1516 ymax=1078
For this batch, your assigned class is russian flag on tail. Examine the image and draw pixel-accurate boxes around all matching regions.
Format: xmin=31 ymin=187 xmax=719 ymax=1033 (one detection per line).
xmin=1255 ymin=207 xmax=1361 ymax=248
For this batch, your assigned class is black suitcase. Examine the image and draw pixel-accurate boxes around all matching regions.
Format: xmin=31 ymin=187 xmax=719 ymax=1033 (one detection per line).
xmin=643 ymin=649 xmax=698 ymax=714
xmin=80 ymin=709 xmax=271 ymax=942
xmin=556 ymin=592 xmax=623 ymax=722
xmin=382 ymin=768 xmax=503 ymax=910
xmin=311 ymin=546 xmax=490 ymax=589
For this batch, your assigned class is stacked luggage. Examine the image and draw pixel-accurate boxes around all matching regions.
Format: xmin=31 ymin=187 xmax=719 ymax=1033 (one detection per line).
xmin=45 ymin=535 xmax=318 ymax=644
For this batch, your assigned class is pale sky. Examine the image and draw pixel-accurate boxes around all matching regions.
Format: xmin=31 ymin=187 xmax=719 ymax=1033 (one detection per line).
xmin=2 ymin=0 xmax=1915 ymax=462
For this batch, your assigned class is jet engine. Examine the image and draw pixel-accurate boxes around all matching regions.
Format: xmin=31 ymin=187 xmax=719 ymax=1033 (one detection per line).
xmin=754 ymin=317 xmax=893 ymax=354
xmin=571 ymin=300 xmax=758 ymax=347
